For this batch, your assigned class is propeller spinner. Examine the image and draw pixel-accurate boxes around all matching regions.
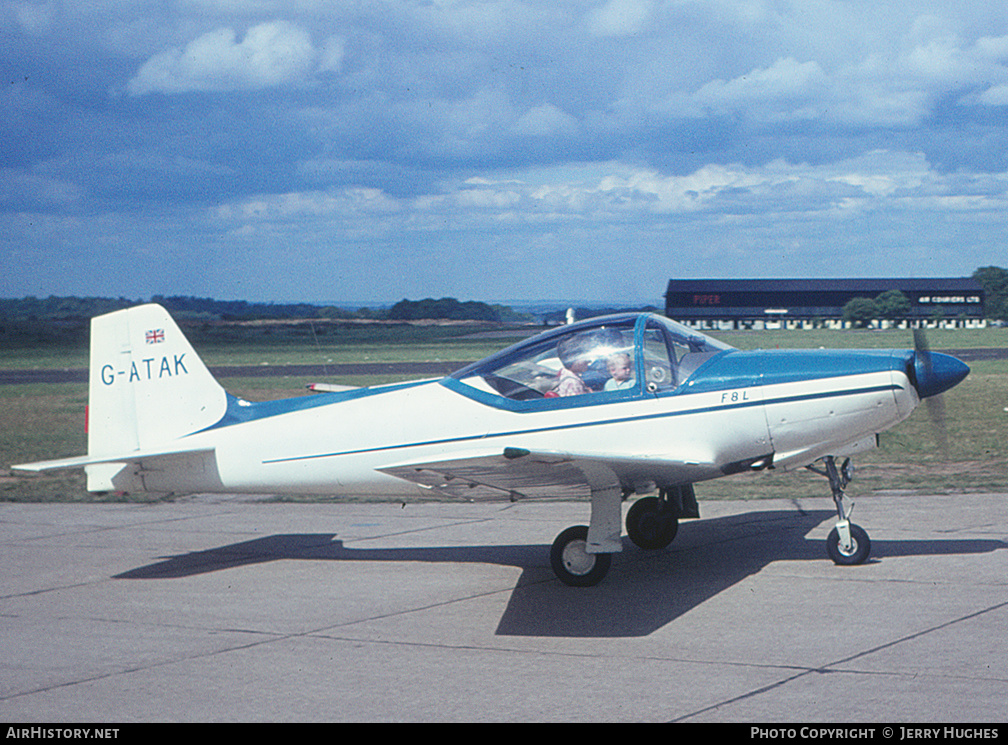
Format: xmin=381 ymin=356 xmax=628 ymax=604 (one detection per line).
xmin=911 ymin=328 xmax=970 ymax=399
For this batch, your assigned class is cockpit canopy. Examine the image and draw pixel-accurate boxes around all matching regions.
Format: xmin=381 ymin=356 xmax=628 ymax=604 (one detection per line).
xmin=451 ymin=313 xmax=733 ymax=403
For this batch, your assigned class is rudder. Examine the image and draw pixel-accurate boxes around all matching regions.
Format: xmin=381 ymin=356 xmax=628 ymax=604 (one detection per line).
xmin=86 ymin=304 xmax=227 ymax=490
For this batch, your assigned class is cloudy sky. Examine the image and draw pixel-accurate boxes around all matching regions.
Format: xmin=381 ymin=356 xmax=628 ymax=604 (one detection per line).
xmin=3 ymin=1 xmax=1008 ymax=304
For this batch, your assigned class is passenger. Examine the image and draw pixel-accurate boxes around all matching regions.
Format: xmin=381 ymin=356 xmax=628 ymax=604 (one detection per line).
xmin=604 ymin=352 xmax=635 ymax=391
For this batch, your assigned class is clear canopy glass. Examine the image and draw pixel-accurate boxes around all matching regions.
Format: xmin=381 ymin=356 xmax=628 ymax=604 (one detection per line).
xmin=452 ymin=314 xmax=733 ymax=402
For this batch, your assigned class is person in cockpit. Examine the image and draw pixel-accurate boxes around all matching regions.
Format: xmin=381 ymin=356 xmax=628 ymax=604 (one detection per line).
xmin=553 ymin=335 xmax=593 ymax=396
xmin=604 ymin=352 xmax=635 ymax=391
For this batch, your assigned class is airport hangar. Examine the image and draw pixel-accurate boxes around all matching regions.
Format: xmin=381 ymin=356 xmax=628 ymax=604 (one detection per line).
xmin=664 ymin=278 xmax=986 ymax=330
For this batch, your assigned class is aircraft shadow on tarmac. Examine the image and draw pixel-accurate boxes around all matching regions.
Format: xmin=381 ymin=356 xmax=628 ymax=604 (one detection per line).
xmin=115 ymin=509 xmax=1006 ymax=638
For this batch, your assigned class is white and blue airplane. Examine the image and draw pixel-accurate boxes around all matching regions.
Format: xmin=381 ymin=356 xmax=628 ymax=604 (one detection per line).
xmin=14 ymin=303 xmax=969 ymax=586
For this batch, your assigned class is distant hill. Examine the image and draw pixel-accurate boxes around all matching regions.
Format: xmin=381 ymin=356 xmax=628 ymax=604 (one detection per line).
xmin=0 ymin=294 xmax=535 ymax=347
xmin=0 ymin=295 xmax=513 ymax=322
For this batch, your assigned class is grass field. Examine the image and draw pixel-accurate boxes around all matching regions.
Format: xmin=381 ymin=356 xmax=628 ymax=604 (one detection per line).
xmin=2 ymin=324 xmax=1006 ymax=502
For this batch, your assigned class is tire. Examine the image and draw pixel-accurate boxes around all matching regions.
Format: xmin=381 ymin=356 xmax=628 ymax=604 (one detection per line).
xmin=550 ymin=525 xmax=612 ymax=587
xmin=826 ymin=523 xmax=871 ymax=565
xmin=625 ymin=496 xmax=679 ymax=550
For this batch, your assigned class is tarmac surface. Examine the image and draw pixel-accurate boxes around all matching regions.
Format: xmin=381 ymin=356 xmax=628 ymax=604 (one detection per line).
xmin=1 ymin=492 xmax=1005 ymax=722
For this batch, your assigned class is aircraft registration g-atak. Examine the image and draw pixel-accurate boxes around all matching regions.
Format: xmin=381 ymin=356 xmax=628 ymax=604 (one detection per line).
xmin=14 ymin=304 xmax=970 ymax=586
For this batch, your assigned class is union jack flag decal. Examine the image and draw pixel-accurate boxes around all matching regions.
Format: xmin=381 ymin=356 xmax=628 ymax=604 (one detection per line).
xmin=145 ymin=329 xmax=165 ymax=344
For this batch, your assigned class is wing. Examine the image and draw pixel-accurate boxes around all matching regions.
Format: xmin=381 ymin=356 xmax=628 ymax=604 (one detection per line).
xmin=378 ymin=447 xmax=717 ymax=501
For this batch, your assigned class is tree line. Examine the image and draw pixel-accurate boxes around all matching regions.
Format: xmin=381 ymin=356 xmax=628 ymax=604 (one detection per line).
xmin=0 ymin=295 xmax=517 ymax=324
xmin=974 ymin=266 xmax=1008 ymax=320
xmin=841 ymin=290 xmax=913 ymax=327
xmin=0 ymin=295 xmax=529 ymax=348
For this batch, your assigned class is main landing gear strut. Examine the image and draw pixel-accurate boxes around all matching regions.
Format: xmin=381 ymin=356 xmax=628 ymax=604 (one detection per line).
xmin=809 ymin=456 xmax=871 ymax=565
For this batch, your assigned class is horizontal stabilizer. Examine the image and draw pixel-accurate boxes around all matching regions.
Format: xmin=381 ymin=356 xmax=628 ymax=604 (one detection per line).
xmin=307 ymin=383 xmax=359 ymax=393
xmin=12 ymin=445 xmax=215 ymax=473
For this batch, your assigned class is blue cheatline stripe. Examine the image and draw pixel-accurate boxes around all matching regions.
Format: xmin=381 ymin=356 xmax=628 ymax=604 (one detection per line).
xmin=758 ymin=383 xmax=899 ymax=409
xmin=260 ymin=381 xmax=903 ymax=465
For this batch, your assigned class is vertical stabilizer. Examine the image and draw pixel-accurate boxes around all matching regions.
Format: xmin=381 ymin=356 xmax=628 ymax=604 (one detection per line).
xmin=86 ymin=304 xmax=227 ymax=490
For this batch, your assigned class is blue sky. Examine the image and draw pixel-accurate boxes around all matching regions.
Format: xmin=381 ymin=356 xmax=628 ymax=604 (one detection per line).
xmin=3 ymin=1 xmax=1008 ymax=304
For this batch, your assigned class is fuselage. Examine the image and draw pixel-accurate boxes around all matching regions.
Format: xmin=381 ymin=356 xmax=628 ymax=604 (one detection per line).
xmin=14 ymin=306 xmax=968 ymax=519
xmin=138 ymin=346 xmax=921 ymax=498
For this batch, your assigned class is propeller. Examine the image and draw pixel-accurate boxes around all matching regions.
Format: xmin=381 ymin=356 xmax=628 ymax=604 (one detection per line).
xmin=911 ymin=328 xmax=969 ymax=460
xmin=913 ymin=328 xmax=948 ymax=458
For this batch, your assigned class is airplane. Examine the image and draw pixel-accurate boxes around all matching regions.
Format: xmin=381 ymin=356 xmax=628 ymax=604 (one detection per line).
xmin=12 ymin=303 xmax=970 ymax=586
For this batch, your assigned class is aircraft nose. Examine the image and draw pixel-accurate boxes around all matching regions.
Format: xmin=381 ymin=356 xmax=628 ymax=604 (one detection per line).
xmin=912 ymin=351 xmax=970 ymax=399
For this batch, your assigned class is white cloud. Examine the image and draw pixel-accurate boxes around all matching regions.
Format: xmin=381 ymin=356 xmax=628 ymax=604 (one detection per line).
xmin=978 ymin=84 xmax=1008 ymax=106
xmin=0 ymin=167 xmax=82 ymax=208
xmin=429 ymin=152 xmax=1008 ymax=222
xmin=219 ymin=187 xmax=401 ymax=222
xmin=512 ymin=103 xmax=578 ymax=137
xmin=692 ymin=58 xmax=828 ymax=115
xmin=587 ymin=0 xmax=654 ymax=38
xmin=974 ymin=35 xmax=1008 ymax=61
xmin=12 ymin=1 xmax=53 ymax=34
xmin=128 ymin=21 xmax=319 ymax=95
xmin=318 ymin=35 xmax=346 ymax=74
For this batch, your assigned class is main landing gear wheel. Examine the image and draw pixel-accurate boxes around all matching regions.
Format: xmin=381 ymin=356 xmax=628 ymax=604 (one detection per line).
xmin=550 ymin=525 xmax=612 ymax=587
xmin=625 ymin=496 xmax=679 ymax=550
xmin=826 ymin=523 xmax=871 ymax=565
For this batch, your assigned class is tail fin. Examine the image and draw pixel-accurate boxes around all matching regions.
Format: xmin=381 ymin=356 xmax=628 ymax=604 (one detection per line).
xmin=85 ymin=304 xmax=227 ymax=490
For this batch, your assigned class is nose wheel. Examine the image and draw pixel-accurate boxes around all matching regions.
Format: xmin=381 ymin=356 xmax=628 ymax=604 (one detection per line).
xmin=810 ymin=456 xmax=872 ymax=565
xmin=826 ymin=522 xmax=871 ymax=565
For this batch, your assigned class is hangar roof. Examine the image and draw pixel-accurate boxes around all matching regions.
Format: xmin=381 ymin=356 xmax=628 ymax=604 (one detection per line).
xmin=664 ymin=277 xmax=985 ymax=320
xmin=665 ymin=278 xmax=982 ymax=293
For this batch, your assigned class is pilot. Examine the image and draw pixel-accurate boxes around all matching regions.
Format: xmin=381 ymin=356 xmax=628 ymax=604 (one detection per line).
xmin=553 ymin=335 xmax=593 ymax=396
xmin=604 ymin=352 xmax=635 ymax=391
